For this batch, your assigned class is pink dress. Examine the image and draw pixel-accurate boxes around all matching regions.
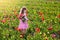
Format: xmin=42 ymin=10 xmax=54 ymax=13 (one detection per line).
xmin=18 ymin=14 xmax=28 ymax=30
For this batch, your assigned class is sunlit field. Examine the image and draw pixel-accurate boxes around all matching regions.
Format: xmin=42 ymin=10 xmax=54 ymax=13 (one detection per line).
xmin=0 ymin=0 xmax=60 ymax=40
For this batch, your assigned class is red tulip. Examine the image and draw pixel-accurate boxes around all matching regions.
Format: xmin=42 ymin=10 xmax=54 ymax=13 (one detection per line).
xmin=35 ymin=27 xmax=40 ymax=33
xmin=1 ymin=19 xmax=6 ymax=23
xmin=38 ymin=12 xmax=43 ymax=16
xmin=15 ymin=27 xmax=20 ymax=31
xmin=41 ymin=16 xmax=45 ymax=21
xmin=57 ymin=14 xmax=60 ymax=18
xmin=38 ymin=12 xmax=45 ymax=22
xmin=48 ymin=26 xmax=53 ymax=30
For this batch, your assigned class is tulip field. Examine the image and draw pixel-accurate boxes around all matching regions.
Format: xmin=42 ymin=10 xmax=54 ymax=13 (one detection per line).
xmin=0 ymin=0 xmax=60 ymax=40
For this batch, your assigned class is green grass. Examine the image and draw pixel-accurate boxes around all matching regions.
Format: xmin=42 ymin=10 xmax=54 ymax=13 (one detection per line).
xmin=0 ymin=0 xmax=60 ymax=40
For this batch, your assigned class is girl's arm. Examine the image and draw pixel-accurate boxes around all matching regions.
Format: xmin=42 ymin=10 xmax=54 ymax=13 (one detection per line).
xmin=24 ymin=16 xmax=28 ymax=21
xmin=18 ymin=14 xmax=23 ymax=19
xmin=24 ymin=13 xmax=28 ymax=21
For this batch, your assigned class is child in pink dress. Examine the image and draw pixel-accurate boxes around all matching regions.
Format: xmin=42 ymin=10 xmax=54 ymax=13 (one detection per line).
xmin=18 ymin=7 xmax=28 ymax=38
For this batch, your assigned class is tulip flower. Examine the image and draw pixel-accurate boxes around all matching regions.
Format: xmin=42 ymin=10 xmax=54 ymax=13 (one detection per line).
xmin=35 ymin=27 xmax=40 ymax=33
xmin=48 ymin=26 xmax=53 ymax=30
xmin=57 ymin=14 xmax=60 ymax=18
xmin=38 ymin=12 xmax=43 ymax=16
xmin=1 ymin=19 xmax=6 ymax=23
xmin=51 ymin=33 xmax=56 ymax=38
xmin=48 ymin=23 xmax=53 ymax=30
xmin=38 ymin=12 xmax=45 ymax=22
xmin=15 ymin=27 xmax=20 ymax=31
xmin=41 ymin=16 xmax=45 ymax=21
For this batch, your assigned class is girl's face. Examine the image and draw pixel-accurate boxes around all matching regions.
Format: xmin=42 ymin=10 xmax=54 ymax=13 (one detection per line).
xmin=24 ymin=10 xmax=26 ymax=13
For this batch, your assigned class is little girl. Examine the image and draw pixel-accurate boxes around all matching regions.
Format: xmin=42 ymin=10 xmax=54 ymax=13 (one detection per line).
xmin=18 ymin=6 xmax=28 ymax=38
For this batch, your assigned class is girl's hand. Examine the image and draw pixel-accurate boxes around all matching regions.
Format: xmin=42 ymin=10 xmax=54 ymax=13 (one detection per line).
xmin=18 ymin=14 xmax=23 ymax=19
xmin=18 ymin=15 xmax=21 ymax=19
xmin=24 ymin=16 xmax=28 ymax=21
xmin=22 ymin=16 xmax=26 ymax=22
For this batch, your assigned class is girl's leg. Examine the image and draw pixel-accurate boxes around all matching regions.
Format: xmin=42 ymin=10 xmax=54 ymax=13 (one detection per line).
xmin=22 ymin=29 xmax=28 ymax=40
xmin=20 ymin=29 xmax=27 ymax=38
xmin=22 ymin=29 xmax=27 ymax=34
